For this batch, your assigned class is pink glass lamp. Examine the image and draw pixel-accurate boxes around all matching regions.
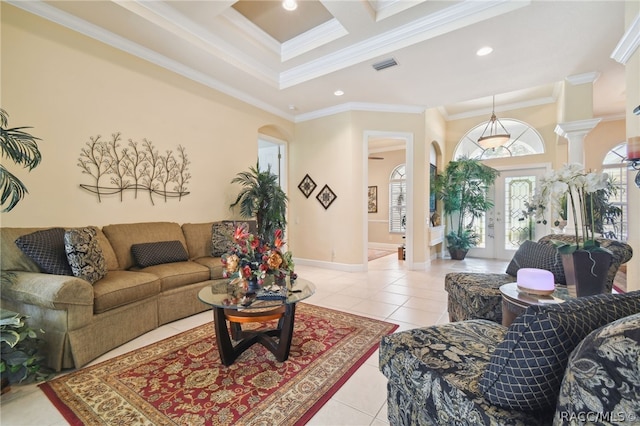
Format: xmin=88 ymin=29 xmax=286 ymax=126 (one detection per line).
xmin=517 ymin=268 xmax=555 ymax=296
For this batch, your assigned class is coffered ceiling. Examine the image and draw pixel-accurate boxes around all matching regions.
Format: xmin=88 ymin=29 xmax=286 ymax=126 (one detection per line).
xmin=9 ymin=1 xmax=632 ymax=121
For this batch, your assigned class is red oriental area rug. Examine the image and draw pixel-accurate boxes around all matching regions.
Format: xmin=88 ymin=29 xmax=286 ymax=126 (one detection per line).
xmin=40 ymin=303 xmax=397 ymax=425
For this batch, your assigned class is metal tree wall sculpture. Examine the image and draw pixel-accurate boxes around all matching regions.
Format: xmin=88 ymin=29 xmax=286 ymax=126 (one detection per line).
xmin=77 ymin=133 xmax=190 ymax=204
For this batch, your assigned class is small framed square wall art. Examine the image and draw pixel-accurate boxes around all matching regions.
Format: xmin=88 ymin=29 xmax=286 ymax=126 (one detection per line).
xmin=316 ymin=185 xmax=337 ymax=210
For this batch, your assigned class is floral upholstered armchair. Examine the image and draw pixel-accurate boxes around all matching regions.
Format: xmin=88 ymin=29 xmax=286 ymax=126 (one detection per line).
xmin=379 ymin=292 xmax=640 ymax=425
xmin=445 ymin=234 xmax=632 ymax=324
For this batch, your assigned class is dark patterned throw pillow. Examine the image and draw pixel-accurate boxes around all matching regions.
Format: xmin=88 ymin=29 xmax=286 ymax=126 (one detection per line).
xmin=15 ymin=228 xmax=73 ymax=275
xmin=64 ymin=227 xmax=107 ymax=284
xmin=505 ymin=240 xmax=565 ymax=284
xmin=131 ymin=240 xmax=189 ymax=268
xmin=479 ymin=291 xmax=640 ymax=412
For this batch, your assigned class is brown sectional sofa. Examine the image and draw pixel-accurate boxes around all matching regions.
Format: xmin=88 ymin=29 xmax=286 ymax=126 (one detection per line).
xmin=1 ymin=221 xmax=230 ymax=371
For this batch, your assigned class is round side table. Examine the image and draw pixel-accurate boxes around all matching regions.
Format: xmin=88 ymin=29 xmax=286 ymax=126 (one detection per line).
xmin=499 ymin=282 xmax=569 ymax=327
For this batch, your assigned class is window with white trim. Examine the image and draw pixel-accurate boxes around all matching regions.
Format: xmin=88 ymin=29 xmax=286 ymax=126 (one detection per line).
xmin=389 ymin=164 xmax=406 ymax=233
xmin=602 ymin=142 xmax=628 ymax=241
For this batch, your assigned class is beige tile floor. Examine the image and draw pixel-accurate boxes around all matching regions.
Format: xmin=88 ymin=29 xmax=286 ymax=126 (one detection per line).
xmin=0 ymin=255 xmax=508 ymax=426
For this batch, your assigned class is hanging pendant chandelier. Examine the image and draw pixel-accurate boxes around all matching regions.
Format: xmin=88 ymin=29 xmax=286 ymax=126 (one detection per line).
xmin=478 ymin=96 xmax=511 ymax=149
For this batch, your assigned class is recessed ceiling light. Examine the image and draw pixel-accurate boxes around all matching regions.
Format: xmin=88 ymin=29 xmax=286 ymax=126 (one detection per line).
xmin=334 ymin=90 xmax=344 ymax=96
xmin=288 ymin=104 xmax=297 ymax=111
xmin=282 ymin=0 xmax=297 ymax=11
xmin=476 ymin=46 xmax=493 ymax=56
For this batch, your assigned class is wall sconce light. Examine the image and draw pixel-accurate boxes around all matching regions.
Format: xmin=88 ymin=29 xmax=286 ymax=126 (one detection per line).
xmin=626 ymin=136 xmax=640 ymax=188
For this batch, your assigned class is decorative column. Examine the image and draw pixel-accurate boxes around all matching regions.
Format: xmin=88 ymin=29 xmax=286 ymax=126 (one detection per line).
xmin=554 ymin=118 xmax=601 ymax=234
xmin=554 ymin=118 xmax=601 ymax=165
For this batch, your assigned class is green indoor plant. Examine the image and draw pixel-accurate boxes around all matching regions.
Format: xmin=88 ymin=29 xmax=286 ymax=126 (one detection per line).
xmin=1 ymin=309 xmax=52 ymax=391
xmin=433 ymin=157 xmax=499 ymax=260
xmin=0 ymin=108 xmax=43 ymax=212
xmin=230 ymin=162 xmax=288 ymax=245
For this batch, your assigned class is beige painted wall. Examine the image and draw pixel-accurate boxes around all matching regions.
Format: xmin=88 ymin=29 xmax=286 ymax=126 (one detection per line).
xmin=1 ymin=5 xmax=292 ymax=229
xmin=584 ymin=119 xmax=627 ymax=170
xmin=291 ymin=110 xmax=426 ymax=267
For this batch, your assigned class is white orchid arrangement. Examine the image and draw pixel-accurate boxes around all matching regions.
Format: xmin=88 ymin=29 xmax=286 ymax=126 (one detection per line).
xmin=537 ymin=163 xmax=611 ymax=253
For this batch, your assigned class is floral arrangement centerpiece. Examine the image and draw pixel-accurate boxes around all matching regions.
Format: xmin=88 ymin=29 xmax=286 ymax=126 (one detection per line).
xmin=537 ymin=163 xmax=613 ymax=255
xmin=221 ymin=226 xmax=295 ymax=293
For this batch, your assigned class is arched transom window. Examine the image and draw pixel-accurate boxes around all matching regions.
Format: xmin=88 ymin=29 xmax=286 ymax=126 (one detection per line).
xmin=455 ymin=118 xmax=545 ymax=160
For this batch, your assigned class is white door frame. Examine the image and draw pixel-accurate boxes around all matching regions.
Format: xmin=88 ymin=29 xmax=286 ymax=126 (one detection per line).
xmin=363 ymin=131 xmax=414 ymax=269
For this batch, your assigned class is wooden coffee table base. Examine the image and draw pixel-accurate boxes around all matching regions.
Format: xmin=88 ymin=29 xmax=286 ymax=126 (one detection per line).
xmin=212 ymin=304 xmax=296 ymax=366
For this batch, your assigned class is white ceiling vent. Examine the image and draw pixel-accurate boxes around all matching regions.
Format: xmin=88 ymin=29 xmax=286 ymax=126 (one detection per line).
xmin=372 ymin=58 xmax=398 ymax=71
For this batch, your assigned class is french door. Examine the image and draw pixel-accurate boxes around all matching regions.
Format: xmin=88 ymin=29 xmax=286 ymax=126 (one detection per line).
xmin=468 ymin=165 xmax=550 ymax=260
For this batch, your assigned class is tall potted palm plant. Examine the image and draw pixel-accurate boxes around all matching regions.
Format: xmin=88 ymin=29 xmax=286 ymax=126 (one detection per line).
xmin=230 ymin=162 xmax=287 ymax=245
xmin=433 ymin=157 xmax=499 ymax=260
xmin=0 ymin=109 xmax=42 ymax=212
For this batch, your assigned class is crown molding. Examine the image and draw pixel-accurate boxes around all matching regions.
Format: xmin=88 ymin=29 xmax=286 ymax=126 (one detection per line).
xmin=280 ymin=0 xmax=530 ymax=89
xmin=282 ymin=18 xmax=348 ymax=62
xmin=597 ymin=113 xmax=627 ymax=122
xmin=295 ymin=102 xmax=425 ymax=123
xmin=6 ymin=0 xmax=292 ymax=121
xmin=116 ymin=1 xmax=280 ymax=87
xmin=611 ymin=12 xmax=640 ymax=65
xmin=442 ymin=95 xmax=559 ymax=121
xmin=554 ymin=118 xmax=602 ymax=138
xmin=565 ymin=72 xmax=600 ymax=85
xmin=220 ymin=7 xmax=281 ymax=55
xmin=372 ymin=0 xmax=427 ymax=22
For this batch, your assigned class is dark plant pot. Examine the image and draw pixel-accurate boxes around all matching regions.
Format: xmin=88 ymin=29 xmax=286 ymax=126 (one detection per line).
xmin=246 ymin=278 xmax=260 ymax=295
xmin=561 ymin=251 xmax=612 ymax=297
xmin=449 ymin=248 xmax=468 ymax=260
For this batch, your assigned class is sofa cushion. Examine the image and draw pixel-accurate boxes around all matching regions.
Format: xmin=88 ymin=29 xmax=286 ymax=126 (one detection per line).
xmin=553 ymin=312 xmax=640 ymax=424
xmin=102 ymin=222 xmax=187 ymax=270
xmin=131 ymin=240 xmax=189 ymax=268
xmin=479 ymin=291 xmax=640 ymax=412
xmin=192 ymin=256 xmax=225 ymax=280
xmin=181 ymin=222 xmax=214 ymax=259
xmin=95 ymin=228 xmax=119 ymax=271
xmin=14 ymin=228 xmax=73 ymax=276
xmin=92 ymin=270 xmax=160 ymax=314
xmin=138 ymin=261 xmax=210 ymax=292
xmin=64 ymin=227 xmax=107 ymax=284
xmin=506 ymin=240 xmax=565 ymax=284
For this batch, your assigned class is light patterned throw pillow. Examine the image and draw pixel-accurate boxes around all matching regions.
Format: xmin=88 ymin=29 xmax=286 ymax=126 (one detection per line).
xmin=210 ymin=220 xmax=258 ymax=257
xmin=64 ymin=227 xmax=107 ymax=284
xmin=211 ymin=221 xmax=236 ymax=257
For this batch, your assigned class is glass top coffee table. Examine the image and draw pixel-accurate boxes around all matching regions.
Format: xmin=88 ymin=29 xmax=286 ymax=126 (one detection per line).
xmin=198 ymin=277 xmax=315 ymax=365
